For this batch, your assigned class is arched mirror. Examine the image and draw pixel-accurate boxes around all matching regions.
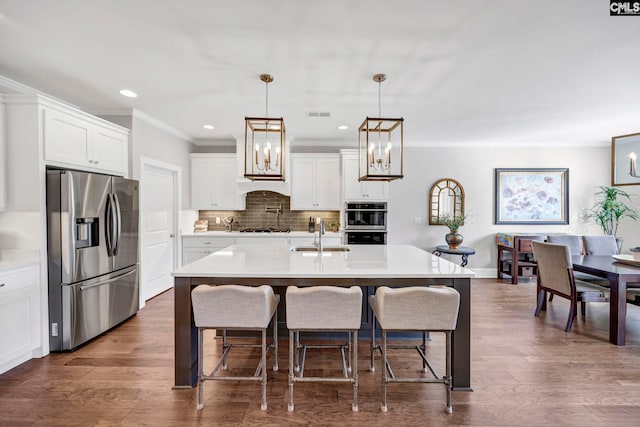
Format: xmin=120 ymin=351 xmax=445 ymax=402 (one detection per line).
xmin=429 ymin=178 xmax=465 ymax=225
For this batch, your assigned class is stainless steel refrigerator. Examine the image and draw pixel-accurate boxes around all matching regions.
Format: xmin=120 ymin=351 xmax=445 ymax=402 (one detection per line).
xmin=46 ymin=169 xmax=139 ymax=351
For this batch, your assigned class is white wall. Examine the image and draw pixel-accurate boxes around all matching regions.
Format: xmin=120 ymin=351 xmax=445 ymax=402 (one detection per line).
xmin=386 ymin=145 xmax=634 ymax=275
xmin=129 ymin=115 xmax=194 ymax=209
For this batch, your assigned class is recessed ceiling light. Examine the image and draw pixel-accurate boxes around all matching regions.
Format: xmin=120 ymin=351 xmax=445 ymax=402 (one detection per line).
xmin=203 ymin=124 xmax=215 ymax=130
xmin=119 ymin=89 xmax=138 ymax=98
xmin=337 ymin=125 xmax=348 ymax=130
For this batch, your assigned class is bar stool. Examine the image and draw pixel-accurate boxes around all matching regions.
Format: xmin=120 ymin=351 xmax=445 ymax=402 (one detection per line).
xmin=286 ymin=286 xmax=363 ymax=412
xmin=191 ymin=284 xmax=280 ymax=411
xmin=369 ymin=286 xmax=460 ymax=413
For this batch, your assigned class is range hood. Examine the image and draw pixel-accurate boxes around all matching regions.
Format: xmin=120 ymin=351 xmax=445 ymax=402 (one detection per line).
xmin=236 ymin=177 xmax=291 ymax=196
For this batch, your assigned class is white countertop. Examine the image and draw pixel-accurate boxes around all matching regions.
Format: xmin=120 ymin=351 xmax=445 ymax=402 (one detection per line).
xmin=182 ymin=231 xmax=341 ymax=238
xmin=172 ymin=244 xmax=475 ymax=279
xmin=0 ymin=249 xmax=41 ymax=273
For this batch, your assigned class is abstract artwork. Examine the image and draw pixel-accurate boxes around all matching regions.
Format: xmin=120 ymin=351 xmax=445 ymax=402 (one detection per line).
xmin=494 ymin=168 xmax=569 ymax=224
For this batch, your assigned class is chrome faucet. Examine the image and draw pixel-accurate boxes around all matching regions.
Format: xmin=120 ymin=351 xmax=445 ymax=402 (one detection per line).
xmin=316 ymin=218 xmax=325 ymax=253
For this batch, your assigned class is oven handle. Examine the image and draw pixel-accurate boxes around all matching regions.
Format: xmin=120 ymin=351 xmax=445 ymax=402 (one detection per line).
xmin=344 ymin=229 xmax=388 ymax=233
xmin=345 ymin=209 xmax=387 ymax=212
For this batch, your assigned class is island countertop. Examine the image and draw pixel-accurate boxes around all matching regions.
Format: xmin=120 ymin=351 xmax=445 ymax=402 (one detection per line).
xmin=172 ymin=243 xmax=476 ymax=279
xmin=172 ymin=243 xmax=474 ymax=391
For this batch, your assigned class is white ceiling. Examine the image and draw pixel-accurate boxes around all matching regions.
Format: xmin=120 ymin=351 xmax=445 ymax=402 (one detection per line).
xmin=0 ymin=0 xmax=638 ymax=147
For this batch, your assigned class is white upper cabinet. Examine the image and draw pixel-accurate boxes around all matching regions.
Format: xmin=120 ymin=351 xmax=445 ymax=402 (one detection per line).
xmin=190 ymin=153 xmax=246 ymax=210
xmin=341 ymin=150 xmax=388 ymax=201
xmin=290 ymin=154 xmax=340 ymax=210
xmin=0 ymin=95 xmax=5 ymax=212
xmin=43 ymin=106 xmax=128 ymax=175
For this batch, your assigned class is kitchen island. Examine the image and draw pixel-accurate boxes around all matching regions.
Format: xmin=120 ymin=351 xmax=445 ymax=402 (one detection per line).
xmin=172 ymin=244 xmax=475 ymax=390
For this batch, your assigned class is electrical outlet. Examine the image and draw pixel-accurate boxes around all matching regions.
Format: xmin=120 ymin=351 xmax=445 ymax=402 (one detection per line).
xmin=51 ymin=323 xmax=58 ymax=337
xmin=413 ymin=217 xmax=422 ymax=225
xmin=216 ymin=217 xmax=221 ymax=224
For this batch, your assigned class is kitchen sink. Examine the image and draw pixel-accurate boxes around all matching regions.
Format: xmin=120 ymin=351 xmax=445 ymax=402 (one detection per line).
xmin=290 ymin=246 xmax=350 ymax=252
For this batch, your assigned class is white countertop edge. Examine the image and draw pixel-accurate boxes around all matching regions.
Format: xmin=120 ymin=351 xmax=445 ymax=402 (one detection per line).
xmin=0 ymin=249 xmax=42 ymax=273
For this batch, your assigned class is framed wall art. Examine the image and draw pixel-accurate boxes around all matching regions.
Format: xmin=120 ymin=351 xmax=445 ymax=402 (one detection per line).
xmin=611 ymin=132 xmax=640 ymax=186
xmin=494 ymin=168 xmax=569 ymax=225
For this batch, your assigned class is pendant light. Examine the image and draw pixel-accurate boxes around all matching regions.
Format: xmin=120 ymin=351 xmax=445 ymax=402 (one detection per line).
xmin=358 ymin=73 xmax=404 ymax=181
xmin=244 ymin=74 xmax=286 ymax=181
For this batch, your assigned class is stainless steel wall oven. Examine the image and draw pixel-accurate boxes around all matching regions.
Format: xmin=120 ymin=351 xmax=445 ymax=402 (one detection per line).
xmin=344 ymin=202 xmax=387 ymax=245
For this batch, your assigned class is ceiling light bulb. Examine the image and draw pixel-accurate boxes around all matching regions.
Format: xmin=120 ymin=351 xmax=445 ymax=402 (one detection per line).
xmin=119 ymin=89 xmax=138 ymax=98
xmin=203 ymin=124 xmax=215 ymax=130
xmin=337 ymin=125 xmax=348 ymax=130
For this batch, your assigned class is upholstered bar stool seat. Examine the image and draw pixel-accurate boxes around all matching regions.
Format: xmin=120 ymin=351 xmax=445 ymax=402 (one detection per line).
xmin=191 ymin=284 xmax=280 ymax=411
xmin=369 ymin=286 xmax=460 ymax=413
xmin=286 ymin=285 xmax=363 ymax=412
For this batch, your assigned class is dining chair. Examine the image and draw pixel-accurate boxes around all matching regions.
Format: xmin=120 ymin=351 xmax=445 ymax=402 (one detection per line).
xmin=369 ymin=286 xmax=460 ymax=413
xmin=582 ymin=235 xmax=620 ymax=255
xmin=546 ymin=235 xmax=610 ymax=291
xmin=532 ymin=241 xmax=609 ymax=333
xmin=191 ymin=284 xmax=280 ymax=411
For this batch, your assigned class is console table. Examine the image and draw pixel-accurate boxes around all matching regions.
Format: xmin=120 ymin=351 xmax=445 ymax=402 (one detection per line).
xmin=433 ymin=245 xmax=476 ymax=267
xmin=496 ymin=233 xmax=546 ymax=284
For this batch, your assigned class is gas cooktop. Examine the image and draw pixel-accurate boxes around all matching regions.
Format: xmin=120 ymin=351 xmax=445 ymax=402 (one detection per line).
xmin=239 ymin=228 xmax=291 ymax=233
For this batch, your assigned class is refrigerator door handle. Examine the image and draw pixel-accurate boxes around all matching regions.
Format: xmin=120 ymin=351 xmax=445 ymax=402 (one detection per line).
xmin=105 ymin=193 xmax=113 ymax=256
xmin=113 ymin=193 xmax=122 ymax=256
xmin=79 ymin=268 xmax=137 ymax=292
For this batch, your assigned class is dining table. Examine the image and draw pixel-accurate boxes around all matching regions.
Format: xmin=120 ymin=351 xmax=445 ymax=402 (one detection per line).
xmin=572 ymin=255 xmax=640 ymax=345
xmin=171 ymin=243 xmax=475 ymax=390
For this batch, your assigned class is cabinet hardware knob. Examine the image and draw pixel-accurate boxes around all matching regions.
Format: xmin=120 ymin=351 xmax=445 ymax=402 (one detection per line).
xmin=169 ymin=234 xmax=175 ymax=238
xmin=0 ymin=283 xmax=5 ymax=287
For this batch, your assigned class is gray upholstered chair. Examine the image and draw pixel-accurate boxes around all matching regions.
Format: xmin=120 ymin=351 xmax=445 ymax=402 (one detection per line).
xmin=369 ymin=286 xmax=460 ymax=414
xmin=286 ymin=286 xmax=362 ymax=412
xmin=547 ymin=235 xmax=584 ymax=255
xmin=532 ymin=241 xmax=608 ymax=333
xmin=191 ymin=284 xmax=280 ymax=411
xmin=582 ymin=235 xmax=620 ymax=255
xmin=547 ymin=234 xmax=609 ymax=288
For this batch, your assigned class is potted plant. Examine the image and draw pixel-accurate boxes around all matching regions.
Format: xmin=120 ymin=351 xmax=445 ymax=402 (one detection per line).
xmin=439 ymin=213 xmax=466 ymax=249
xmin=583 ymin=186 xmax=639 ymax=240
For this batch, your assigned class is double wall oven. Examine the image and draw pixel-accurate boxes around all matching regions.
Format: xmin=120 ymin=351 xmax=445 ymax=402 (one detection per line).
xmin=344 ymin=202 xmax=387 ymax=244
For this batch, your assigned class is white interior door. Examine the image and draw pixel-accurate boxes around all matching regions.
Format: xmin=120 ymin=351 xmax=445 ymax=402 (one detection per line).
xmin=141 ymin=161 xmax=178 ymax=303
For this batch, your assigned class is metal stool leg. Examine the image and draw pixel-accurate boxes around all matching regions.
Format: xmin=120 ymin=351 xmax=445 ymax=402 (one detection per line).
xmin=445 ymin=331 xmax=453 ymax=414
xmin=370 ymin=315 xmax=376 ymax=372
xmin=221 ymin=329 xmax=228 ymax=370
xmin=381 ymin=330 xmax=388 ymax=413
xmin=352 ymin=330 xmax=359 ymax=412
xmin=261 ymin=329 xmax=268 ymax=411
xmin=288 ymin=330 xmax=295 ymax=412
xmin=197 ymin=328 xmax=204 ymax=410
xmin=421 ymin=331 xmax=428 ymax=372
xmin=273 ymin=310 xmax=279 ymax=371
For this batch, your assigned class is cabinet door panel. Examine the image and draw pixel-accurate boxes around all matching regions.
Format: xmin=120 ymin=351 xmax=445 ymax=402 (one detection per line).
xmin=44 ymin=109 xmax=91 ymax=167
xmin=315 ymin=157 xmax=340 ymax=209
xmin=92 ymin=126 xmax=127 ymax=174
xmin=290 ymin=157 xmax=315 ymax=210
xmin=190 ymin=157 xmax=214 ymax=209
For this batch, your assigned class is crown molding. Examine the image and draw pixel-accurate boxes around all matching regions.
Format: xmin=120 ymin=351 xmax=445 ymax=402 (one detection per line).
xmin=131 ymin=109 xmax=194 ymax=142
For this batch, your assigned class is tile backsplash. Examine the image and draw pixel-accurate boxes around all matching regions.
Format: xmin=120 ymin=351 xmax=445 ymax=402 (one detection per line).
xmin=199 ymin=191 xmax=340 ymax=232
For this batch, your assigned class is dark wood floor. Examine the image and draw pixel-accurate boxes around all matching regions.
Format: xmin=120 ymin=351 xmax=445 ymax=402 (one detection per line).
xmin=2 ymin=278 xmax=640 ymax=426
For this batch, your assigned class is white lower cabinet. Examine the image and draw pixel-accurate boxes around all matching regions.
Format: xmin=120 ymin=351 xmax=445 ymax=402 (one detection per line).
xmin=182 ymin=236 xmax=235 ymax=265
xmin=0 ymin=265 xmax=40 ymax=374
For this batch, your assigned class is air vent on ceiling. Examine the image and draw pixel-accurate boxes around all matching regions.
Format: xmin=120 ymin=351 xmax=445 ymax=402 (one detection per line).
xmin=306 ymin=111 xmax=331 ymax=118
